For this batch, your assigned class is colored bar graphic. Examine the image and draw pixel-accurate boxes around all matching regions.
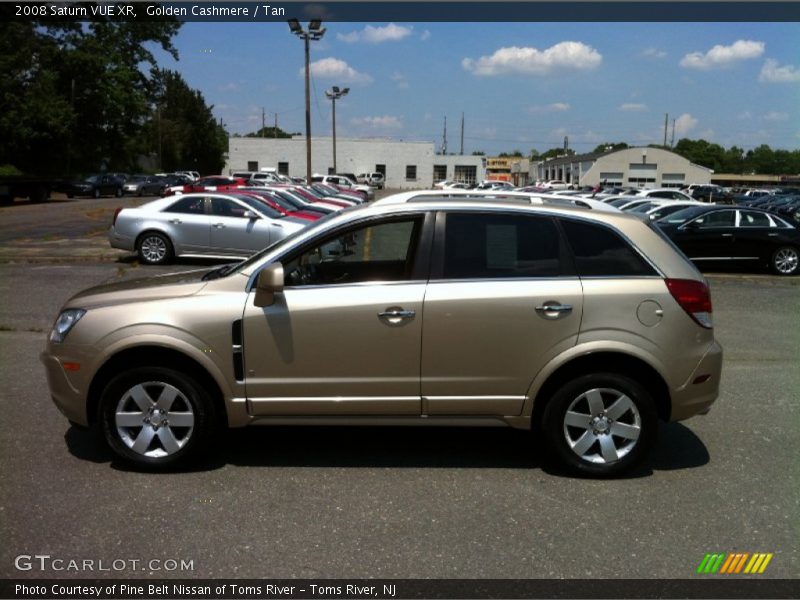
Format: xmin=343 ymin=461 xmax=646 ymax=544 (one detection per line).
xmin=700 ymin=552 xmax=774 ymax=574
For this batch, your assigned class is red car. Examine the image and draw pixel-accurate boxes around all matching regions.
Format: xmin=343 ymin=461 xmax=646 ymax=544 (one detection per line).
xmin=164 ymin=176 xmax=247 ymax=196
xmin=237 ymin=191 xmax=321 ymax=222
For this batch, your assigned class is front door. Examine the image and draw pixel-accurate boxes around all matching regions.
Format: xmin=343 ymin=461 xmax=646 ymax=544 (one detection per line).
xmin=242 ymin=214 xmax=431 ymax=415
xmin=209 ymin=196 xmax=274 ymax=253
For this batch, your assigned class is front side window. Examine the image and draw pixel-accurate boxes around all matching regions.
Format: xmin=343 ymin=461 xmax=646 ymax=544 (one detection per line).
xmin=441 ymin=213 xmax=563 ymax=279
xmin=164 ymin=196 xmax=205 ymax=214
xmin=560 ymin=219 xmax=656 ymax=277
xmin=210 ymin=197 xmax=249 ymax=218
xmin=283 ymin=218 xmax=423 ymax=287
xmin=689 ymin=210 xmax=736 ymax=229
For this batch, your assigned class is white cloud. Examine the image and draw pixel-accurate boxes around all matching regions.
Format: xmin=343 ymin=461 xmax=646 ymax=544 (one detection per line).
xmin=337 ymin=23 xmax=413 ymax=44
xmin=350 ymin=115 xmax=402 ymax=129
xmin=680 ymin=40 xmax=764 ymax=70
xmin=305 ymin=58 xmax=372 ymax=84
xmin=390 ymin=72 xmax=409 ymax=89
xmin=674 ymin=113 xmax=698 ymax=136
xmin=642 ymin=48 xmax=667 ymax=59
xmin=737 ymin=111 xmax=753 ymax=120
xmin=758 ymin=58 xmax=800 ymax=83
xmin=619 ymin=103 xmax=647 ymax=112
xmin=462 ymin=41 xmax=602 ymax=76
xmin=529 ymin=103 xmax=570 ymax=114
xmin=420 ymin=30 xmax=431 ymax=41
xmin=762 ymin=111 xmax=788 ymax=121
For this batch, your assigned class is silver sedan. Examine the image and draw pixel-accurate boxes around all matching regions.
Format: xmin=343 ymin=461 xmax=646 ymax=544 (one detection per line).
xmin=109 ymin=193 xmax=311 ymax=265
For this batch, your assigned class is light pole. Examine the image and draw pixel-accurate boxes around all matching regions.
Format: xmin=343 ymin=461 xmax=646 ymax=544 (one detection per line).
xmin=325 ymin=86 xmax=349 ymax=173
xmin=288 ymin=19 xmax=326 ymax=184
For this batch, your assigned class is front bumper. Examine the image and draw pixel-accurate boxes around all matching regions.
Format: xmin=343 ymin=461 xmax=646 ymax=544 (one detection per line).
xmin=40 ymin=348 xmax=92 ymax=426
xmin=670 ymin=339 xmax=723 ymax=422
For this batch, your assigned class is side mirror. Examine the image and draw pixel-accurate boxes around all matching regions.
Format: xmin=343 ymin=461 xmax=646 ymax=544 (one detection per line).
xmin=243 ymin=210 xmax=259 ymax=220
xmin=254 ymin=262 xmax=284 ymax=307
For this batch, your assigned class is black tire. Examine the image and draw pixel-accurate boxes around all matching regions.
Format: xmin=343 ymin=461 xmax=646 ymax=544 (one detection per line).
xmin=542 ymin=373 xmax=657 ymax=477
xmin=93 ymin=188 xmax=100 ymax=199
xmin=771 ymin=246 xmax=799 ymax=276
xmin=67 ymin=193 xmax=75 ymax=199
xmin=100 ymin=367 xmax=217 ymax=470
xmin=137 ymin=187 xmax=143 ymax=197
xmin=115 ymin=187 xmax=123 ymax=198
xmin=136 ymin=231 xmax=173 ymax=265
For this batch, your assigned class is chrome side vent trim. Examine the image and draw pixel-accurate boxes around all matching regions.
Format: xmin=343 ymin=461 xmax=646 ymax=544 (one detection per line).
xmin=232 ymin=319 xmax=244 ymax=381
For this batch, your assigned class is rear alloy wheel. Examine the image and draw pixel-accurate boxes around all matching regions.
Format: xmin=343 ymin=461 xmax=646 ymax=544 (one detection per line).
xmin=100 ymin=367 xmax=216 ymax=469
xmin=115 ymin=187 xmax=123 ymax=197
xmin=543 ymin=373 xmax=657 ymax=477
xmin=137 ymin=231 xmax=173 ymax=265
xmin=93 ymin=188 xmax=100 ymax=199
xmin=771 ymin=246 xmax=799 ymax=276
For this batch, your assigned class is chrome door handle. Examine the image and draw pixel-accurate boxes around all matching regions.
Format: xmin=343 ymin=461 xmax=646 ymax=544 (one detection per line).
xmin=213 ymin=222 xmax=225 ymax=229
xmin=378 ymin=308 xmax=416 ymax=325
xmin=169 ymin=218 xmax=182 ymax=224
xmin=721 ymin=233 xmax=733 ymax=237
xmin=535 ymin=303 xmax=573 ymax=318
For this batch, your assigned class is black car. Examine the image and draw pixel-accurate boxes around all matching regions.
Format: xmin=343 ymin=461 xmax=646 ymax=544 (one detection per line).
xmin=65 ymin=174 xmax=124 ymax=198
xmin=656 ymin=205 xmax=800 ymax=276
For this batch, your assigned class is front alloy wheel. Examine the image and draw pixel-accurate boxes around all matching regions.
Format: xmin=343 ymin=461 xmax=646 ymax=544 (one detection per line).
xmin=101 ymin=367 xmax=216 ymax=469
xmin=772 ymin=246 xmax=799 ymax=275
xmin=543 ymin=373 xmax=657 ymax=476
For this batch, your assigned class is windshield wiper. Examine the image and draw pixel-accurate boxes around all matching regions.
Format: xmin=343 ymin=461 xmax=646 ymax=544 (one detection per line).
xmin=201 ymin=263 xmax=238 ymax=281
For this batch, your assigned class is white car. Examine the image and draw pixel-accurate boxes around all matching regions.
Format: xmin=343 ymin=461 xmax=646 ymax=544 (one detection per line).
xmin=475 ymin=180 xmax=516 ymax=191
xmin=541 ymin=180 xmax=569 ymax=190
xmin=108 ymin=193 xmax=309 ymax=265
xmin=312 ymin=175 xmax=374 ymax=200
xmin=632 ymin=188 xmax=694 ymax=201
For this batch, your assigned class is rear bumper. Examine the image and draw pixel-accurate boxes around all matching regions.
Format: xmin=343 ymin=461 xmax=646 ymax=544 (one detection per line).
xmin=670 ymin=339 xmax=723 ymax=422
xmin=108 ymin=227 xmax=135 ymax=251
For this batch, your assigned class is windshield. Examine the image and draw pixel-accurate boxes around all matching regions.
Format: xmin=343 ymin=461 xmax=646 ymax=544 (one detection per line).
xmin=630 ymin=202 xmax=657 ymax=213
xmin=229 ymin=211 xmax=341 ymax=276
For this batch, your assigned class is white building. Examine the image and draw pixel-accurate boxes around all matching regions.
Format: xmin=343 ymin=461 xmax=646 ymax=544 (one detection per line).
xmin=226 ymin=136 xmax=484 ymax=189
xmin=533 ymin=147 xmax=713 ymax=188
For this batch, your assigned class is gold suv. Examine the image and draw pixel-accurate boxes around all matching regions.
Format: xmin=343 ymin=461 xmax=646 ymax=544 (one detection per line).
xmin=41 ymin=200 xmax=722 ymax=476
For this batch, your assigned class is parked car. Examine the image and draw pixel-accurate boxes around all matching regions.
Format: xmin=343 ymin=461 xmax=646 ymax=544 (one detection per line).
xmin=626 ymin=200 xmax=706 ymax=221
xmin=65 ymin=174 xmax=125 ymax=198
xmin=475 ymin=180 xmax=516 ymax=191
xmin=540 ymin=180 xmax=569 ymax=190
xmin=108 ymin=192 xmax=309 ymax=264
xmin=656 ymin=205 xmax=799 ymax=275
xmin=357 ymin=172 xmax=385 ymax=189
xmin=163 ymin=176 xmax=248 ymax=197
xmin=311 ymin=175 xmax=373 ymax=200
xmin=123 ymin=175 xmax=167 ymax=197
xmin=46 ymin=197 xmax=721 ymax=475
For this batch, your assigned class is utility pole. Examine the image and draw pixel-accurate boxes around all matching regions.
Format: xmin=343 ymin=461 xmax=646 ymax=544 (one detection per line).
xmin=274 ymin=113 xmax=278 ymax=138
xmin=157 ymin=106 xmax=162 ymax=171
xmin=262 ymin=107 xmax=265 ymax=137
xmin=442 ymin=116 xmax=447 ymax=155
xmin=663 ymin=113 xmax=669 ymax=147
xmin=670 ymin=119 xmax=676 ymax=147
xmin=460 ymin=112 xmax=464 ymax=155
xmin=325 ymin=86 xmax=349 ymax=173
xmin=564 ymin=135 xmax=569 ymax=151
xmin=288 ymin=19 xmax=326 ymax=183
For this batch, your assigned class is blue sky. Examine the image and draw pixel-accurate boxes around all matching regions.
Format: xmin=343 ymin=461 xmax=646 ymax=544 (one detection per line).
xmin=152 ymin=22 xmax=800 ymax=155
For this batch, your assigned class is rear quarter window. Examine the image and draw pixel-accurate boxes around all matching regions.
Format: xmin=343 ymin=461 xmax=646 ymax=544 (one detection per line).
xmin=560 ymin=219 xmax=657 ymax=277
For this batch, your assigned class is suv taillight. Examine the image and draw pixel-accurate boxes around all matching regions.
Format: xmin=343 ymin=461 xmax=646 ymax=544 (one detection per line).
xmin=112 ymin=207 xmax=122 ymax=227
xmin=666 ymin=278 xmax=713 ymax=329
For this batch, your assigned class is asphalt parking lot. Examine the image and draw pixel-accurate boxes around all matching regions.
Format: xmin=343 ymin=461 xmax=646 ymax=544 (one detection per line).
xmin=0 ymin=196 xmax=798 ymax=580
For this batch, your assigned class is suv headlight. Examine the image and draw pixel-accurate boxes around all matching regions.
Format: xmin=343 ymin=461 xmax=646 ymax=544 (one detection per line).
xmin=49 ymin=309 xmax=86 ymax=343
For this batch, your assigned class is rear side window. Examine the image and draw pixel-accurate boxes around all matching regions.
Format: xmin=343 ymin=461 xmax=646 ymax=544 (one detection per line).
xmin=442 ymin=213 xmax=564 ymax=279
xmin=560 ymin=219 xmax=656 ymax=277
xmin=165 ymin=196 xmax=205 ymax=214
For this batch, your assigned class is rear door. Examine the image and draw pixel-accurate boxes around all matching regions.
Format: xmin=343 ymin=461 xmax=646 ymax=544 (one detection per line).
xmin=160 ymin=195 xmax=210 ymax=252
xmin=421 ymin=210 xmax=582 ymax=416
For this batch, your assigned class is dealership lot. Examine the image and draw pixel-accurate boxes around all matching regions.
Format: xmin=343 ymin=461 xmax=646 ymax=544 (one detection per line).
xmin=0 ymin=198 xmax=798 ymax=579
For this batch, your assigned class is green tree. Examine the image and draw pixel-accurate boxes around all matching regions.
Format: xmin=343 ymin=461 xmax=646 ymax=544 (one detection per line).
xmin=673 ymin=138 xmax=725 ymax=171
xmin=138 ymin=69 xmax=228 ymax=174
xmin=245 ymin=126 xmax=297 ymax=139
xmin=0 ymin=11 xmax=180 ymax=175
xmin=540 ymin=148 xmax=575 ymax=160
